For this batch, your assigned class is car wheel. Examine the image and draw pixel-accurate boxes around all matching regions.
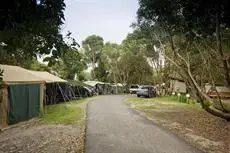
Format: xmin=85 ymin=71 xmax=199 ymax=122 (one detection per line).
xmin=137 ymin=95 xmax=140 ymax=97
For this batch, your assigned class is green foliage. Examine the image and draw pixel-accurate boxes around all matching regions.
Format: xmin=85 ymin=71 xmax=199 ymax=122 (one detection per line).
xmin=137 ymin=0 xmax=182 ymax=33
xmin=122 ymin=26 xmax=168 ymax=84
xmin=0 ymin=0 xmax=66 ymax=64
xmin=137 ymin=0 xmax=230 ymax=46
xmin=101 ymin=42 xmax=121 ymax=83
xmin=30 ymin=59 xmax=50 ymax=72
xmin=52 ymin=61 xmax=68 ymax=79
xmin=137 ymin=0 xmax=230 ymax=45
xmin=119 ymin=34 xmax=154 ymax=84
xmin=80 ymin=33 xmax=155 ymax=84
xmin=181 ymin=0 xmax=230 ymax=36
xmin=103 ymin=42 xmax=121 ymax=60
xmin=41 ymin=100 xmax=85 ymax=124
xmin=52 ymin=47 xmax=87 ymax=80
xmin=93 ymin=59 xmax=109 ymax=82
xmin=78 ymin=71 xmax=92 ymax=81
xmin=77 ymin=72 xmax=86 ymax=82
xmin=122 ymin=32 xmax=143 ymax=55
xmin=82 ymin=35 xmax=104 ymax=79
xmin=0 ymin=46 xmax=36 ymax=66
xmin=62 ymin=48 xmax=87 ymax=80
xmin=128 ymin=52 xmax=153 ymax=84
xmin=136 ymin=0 xmax=230 ymax=88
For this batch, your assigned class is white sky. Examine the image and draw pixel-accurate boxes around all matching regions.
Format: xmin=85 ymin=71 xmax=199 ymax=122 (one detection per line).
xmin=61 ymin=0 xmax=139 ymax=45
xmin=39 ymin=0 xmax=139 ymax=63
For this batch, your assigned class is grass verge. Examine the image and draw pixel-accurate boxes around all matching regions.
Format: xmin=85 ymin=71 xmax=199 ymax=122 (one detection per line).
xmin=40 ymin=99 xmax=87 ymax=124
xmin=126 ymin=96 xmax=229 ymax=153
xmin=127 ymin=96 xmax=201 ymax=109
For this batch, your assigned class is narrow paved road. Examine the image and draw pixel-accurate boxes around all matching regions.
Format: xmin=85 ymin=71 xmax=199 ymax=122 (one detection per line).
xmin=85 ymin=95 xmax=202 ymax=153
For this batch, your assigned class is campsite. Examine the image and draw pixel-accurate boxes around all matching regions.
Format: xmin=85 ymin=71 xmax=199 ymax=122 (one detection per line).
xmin=1 ymin=0 xmax=230 ymax=153
xmin=0 ymin=65 xmax=127 ymax=128
xmin=0 ymin=65 xmax=95 ymax=127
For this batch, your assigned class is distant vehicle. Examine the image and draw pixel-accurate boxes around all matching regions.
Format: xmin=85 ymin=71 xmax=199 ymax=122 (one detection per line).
xmin=129 ymin=85 xmax=139 ymax=94
xmin=136 ymin=85 xmax=156 ymax=98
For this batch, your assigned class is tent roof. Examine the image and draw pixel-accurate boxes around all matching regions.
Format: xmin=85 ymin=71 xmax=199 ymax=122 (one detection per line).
xmin=0 ymin=65 xmax=44 ymax=83
xmin=29 ymin=71 xmax=67 ymax=83
xmin=0 ymin=65 xmax=66 ymax=84
xmin=113 ymin=83 xmax=123 ymax=87
xmin=84 ymin=81 xmax=105 ymax=86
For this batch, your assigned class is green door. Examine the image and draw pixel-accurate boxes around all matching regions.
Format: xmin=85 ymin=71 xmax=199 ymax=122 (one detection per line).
xmin=8 ymin=84 xmax=40 ymax=125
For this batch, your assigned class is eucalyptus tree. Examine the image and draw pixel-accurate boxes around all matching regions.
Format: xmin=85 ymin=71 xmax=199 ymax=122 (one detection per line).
xmin=137 ymin=0 xmax=230 ymax=119
xmin=52 ymin=46 xmax=87 ymax=80
xmin=102 ymin=42 xmax=122 ymax=84
xmin=82 ymin=35 xmax=104 ymax=79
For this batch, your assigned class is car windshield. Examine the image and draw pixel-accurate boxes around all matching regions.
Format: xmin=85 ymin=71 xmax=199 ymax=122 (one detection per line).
xmin=130 ymin=85 xmax=138 ymax=88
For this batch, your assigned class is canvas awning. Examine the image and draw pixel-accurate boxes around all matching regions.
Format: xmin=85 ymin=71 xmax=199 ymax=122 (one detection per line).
xmin=28 ymin=71 xmax=67 ymax=83
xmin=113 ymin=83 xmax=123 ymax=87
xmin=0 ymin=65 xmax=66 ymax=84
xmin=84 ymin=81 xmax=105 ymax=87
xmin=0 ymin=65 xmax=44 ymax=83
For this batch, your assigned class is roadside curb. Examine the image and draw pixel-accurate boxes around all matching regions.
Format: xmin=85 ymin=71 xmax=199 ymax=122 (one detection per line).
xmin=0 ymin=118 xmax=40 ymax=132
xmin=83 ymin=97 xmax=95 ymax=153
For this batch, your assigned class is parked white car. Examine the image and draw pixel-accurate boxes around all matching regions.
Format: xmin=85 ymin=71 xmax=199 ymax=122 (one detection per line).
xmin=136 ymin=85 xmax=157 ymax=98
xmin=129 ymin=85 xmax=139 ymax=94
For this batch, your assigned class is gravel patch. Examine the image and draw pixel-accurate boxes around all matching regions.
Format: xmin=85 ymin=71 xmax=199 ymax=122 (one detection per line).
xmin=0 ymin=123 xmax=85 ymax=153
xmin=0 ymin=100 xmax=88 ymax=153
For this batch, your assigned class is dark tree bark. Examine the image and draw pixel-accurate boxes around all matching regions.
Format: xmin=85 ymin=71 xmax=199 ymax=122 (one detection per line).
xmin=165 ymin=33 xmax=230 ymax=120
xmin=216 ymin=3 xmax=230 ymax=86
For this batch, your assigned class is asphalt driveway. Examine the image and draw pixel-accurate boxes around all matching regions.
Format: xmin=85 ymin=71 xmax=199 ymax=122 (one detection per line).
xmin=85 ymin=95 xmax=202 ymax=153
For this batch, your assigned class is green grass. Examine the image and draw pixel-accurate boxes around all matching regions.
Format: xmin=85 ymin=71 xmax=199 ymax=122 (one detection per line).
xmin=136 ymin=105 xmax=158 ymax=110
xmin=127 ymin=96 xmax=178 ymax=104
xmin=127 ymin=96 xmax=201 ymax=109
xmin=40 ymin=99 xmax=86 ymax=124
xmin=221 ymin=100 xmax=230 ymax=113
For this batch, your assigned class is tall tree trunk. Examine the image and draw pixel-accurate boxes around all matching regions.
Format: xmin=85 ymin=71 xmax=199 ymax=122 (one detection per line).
xmin=113 ymin=73 xmax=118 ymax=94
xmin=216 ymin=3 xmax=230 ymax=86
xmin=91 ymin=63 xmax=95 ymax=80
xmin=164 ymin=34 xmax=230 ymax=120
xmin=165 ymin=53 xmax=230 ymax=120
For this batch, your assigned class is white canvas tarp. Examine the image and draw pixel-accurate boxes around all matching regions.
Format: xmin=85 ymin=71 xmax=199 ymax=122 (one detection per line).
xmin=29 ymin=71 xmax=67 ymax=83
xmin=0 ymin=64 xmax=66 ymax=83
xmin=84 ymin=81 xmax=104 ymax=87
xmin=0 ymin=65 xmax=44 ymax=83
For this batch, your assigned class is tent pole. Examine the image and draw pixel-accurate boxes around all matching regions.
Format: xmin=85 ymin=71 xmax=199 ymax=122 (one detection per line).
xmin=40 ymin=83 xmax=45 ymax=116
xmin=57 ymin=83 xmax=69 ymax=102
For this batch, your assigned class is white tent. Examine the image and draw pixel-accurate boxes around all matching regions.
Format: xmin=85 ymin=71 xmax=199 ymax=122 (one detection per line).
xmin=84 ymin=81 xmax=104 ymax=87
xmin=0 ymin=65 xmax=45 ymax=127
xmin=0 ymin=65 xmax=44 ymax=83
xmin=28 ymin=71 xmax=67 ymax=83
xmin=0 ymin=65 xmax=66 ymax=83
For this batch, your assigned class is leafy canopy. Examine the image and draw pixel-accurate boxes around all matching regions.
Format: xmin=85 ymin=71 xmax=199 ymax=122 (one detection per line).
xmin=0 ymin=0 xmax=66 ymax=64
